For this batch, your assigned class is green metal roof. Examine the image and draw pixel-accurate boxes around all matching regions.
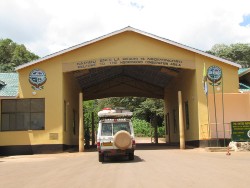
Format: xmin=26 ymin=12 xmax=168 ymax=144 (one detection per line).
xmin=238 ymin=68 xmax=250 ymax=75
xmin=0 ymin=73 xmax=18 ymax=97
xmin=239 ymin=68 xmax=250 ymax=92
xmin=239 ymin=83 xmax=250 ymax=90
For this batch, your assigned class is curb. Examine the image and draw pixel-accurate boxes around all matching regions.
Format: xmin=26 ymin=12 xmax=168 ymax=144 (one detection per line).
xmin=205 ymin=147 xmax=233 ymax=152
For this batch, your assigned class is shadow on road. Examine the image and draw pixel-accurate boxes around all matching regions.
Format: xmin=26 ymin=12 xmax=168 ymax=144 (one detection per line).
xmin=135 ymin=143 xmax=181 ymax=150
xmin=102 ymin=155 xmax=145 ymax=164
xmin=83 ymin=143 xmax=187 ymax=152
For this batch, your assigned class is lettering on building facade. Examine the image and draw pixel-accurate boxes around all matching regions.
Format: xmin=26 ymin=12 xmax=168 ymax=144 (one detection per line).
xmin=62 ymin=56 xmax=195 ymax=72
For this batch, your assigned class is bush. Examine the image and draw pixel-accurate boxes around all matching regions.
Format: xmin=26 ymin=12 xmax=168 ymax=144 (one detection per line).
xmin=132 ymin=118 xmax=151 ymax=137
xmin=158 ymin=126 xmax=165 ymax=138
xmin=132 ymin=118 xmax=165 ymax=137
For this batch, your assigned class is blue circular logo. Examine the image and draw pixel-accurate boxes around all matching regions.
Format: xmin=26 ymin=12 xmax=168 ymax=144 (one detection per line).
xmin=207 ymin=66 xmax=222 ymax=83
xmin=29 ymin=69 xmax=47 ymax=90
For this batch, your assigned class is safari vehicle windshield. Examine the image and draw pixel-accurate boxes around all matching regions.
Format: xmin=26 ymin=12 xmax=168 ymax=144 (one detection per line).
xmin=101 ymin=122 xmax=131 ymax=136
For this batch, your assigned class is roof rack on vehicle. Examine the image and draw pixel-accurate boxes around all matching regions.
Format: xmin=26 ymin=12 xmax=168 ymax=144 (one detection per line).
xmin=98 ymin=108 xmax=133 ymax=119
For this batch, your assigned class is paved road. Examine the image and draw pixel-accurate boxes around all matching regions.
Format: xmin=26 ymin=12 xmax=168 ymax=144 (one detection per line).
xmin=1 ymin=145 xmax=250 ymax=188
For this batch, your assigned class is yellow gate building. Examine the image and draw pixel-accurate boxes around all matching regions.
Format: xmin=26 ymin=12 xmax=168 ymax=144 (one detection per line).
xmin=0 ymin=27 xmax=243 ymax=155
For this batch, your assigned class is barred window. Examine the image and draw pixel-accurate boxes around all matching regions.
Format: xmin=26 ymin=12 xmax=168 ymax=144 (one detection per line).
xmin=185 ymin=101 xmax=190 ymax=130
xmin=1 ymin=99 xmax=45 ymax=131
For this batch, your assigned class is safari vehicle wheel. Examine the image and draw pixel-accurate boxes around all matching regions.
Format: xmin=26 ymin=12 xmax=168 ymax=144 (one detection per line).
xmin=99 ymin=153 xmax=104 ymax=162
xmin=129 ymin=152 xmax=134 ymax=160
xmin=113 ymin=130 xmax=132 ymax=150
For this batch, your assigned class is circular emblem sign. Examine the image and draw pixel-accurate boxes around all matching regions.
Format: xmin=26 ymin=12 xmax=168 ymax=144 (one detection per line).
xmin=247 ymin=130 xmax=250 ymax=138
xmin=29 ymin=69 xmax=47 ymax=90
xmin=207 ymin=66 xmax=222 ymax=83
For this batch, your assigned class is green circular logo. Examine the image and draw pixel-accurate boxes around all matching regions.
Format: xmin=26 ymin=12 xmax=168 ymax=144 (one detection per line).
xmin=207 ymin=66 xmax=222 ymax=83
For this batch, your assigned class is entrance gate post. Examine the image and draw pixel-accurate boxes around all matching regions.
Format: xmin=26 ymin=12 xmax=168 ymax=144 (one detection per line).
xmin=178 ymin=91 xmax=186 ymax=149
xmin=79 ymin=92 xmax=84 ymax=152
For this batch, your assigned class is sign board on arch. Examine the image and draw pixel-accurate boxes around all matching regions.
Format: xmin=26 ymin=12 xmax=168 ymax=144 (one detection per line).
xmin=62 ymin=56 xmax=195 ymax=72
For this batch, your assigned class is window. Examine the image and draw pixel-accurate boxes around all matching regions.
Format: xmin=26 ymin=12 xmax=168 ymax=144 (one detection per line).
xmin=113 ymin=122 xmax=131 ymax=135
xmin=1 ymin=99 xmax=45 ymax=131
xmin=185 ymin=101 xmax=190 ymax=130
xmin=101 ymin=123 xmax=112 ymax=136
xmin=173 ymin=109 xmax=177 ymax=133
xmin=101 ymin=122 xmax=131 ymax=136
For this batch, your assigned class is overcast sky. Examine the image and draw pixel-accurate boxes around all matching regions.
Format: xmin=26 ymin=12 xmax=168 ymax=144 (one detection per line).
xmin=0 ymin=0 xmax=250 ymax=57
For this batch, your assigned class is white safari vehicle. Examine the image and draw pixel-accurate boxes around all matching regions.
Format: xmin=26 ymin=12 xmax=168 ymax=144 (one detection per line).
xmin=97 ymin=108 xmax=136 ymax=162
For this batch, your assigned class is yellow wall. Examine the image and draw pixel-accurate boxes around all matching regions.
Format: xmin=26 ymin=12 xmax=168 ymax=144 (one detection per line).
xmin=195 ymin=54 xmax=239 ymax=140
xmin=63 ymin=72 xmax=81 ymax=146
xmin=164 ymin=69 xmax=199 ymax=142
xmin=0 ymin=55 xmax=65 ymax=146
xmin=164 ymin=53 xmax=240 ymax=143
xmin=60 ymin=31 xmax=196 ymax=64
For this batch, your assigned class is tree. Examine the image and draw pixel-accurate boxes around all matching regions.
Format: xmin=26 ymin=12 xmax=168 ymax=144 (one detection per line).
xmin=83 ymin=100 xmax=99 ymax=147
xmin=207 ymin=43 xmax=250 ymax=68
xmin=133 ymin=98 xmax=164 ymax=143
xmin=134 ymin=98 xmax=164 ymax=122
xmin=97 ymin=97 xmax=164 ymax=125
xmin=97 ymin=97 xmax=146 ymax=112
xmin=0 ymin=38 xmax=39 ymax=72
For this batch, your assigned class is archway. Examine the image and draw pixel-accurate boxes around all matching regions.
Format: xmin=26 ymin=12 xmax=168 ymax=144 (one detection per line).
xmin=64 ymin=64 xmax=194 ymax=151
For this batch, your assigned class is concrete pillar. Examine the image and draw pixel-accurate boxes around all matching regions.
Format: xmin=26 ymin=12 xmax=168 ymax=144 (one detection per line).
xmin=178 ymin=91 xmax=185 ymax=149
xmin=79 ymin=92 xmax=84 ymax=152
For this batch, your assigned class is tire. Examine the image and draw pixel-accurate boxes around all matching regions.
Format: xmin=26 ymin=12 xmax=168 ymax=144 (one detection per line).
xmin=99 ymin=153 xmax=104 ymax=162
xmin=129 ymin=152 xmax=134 ymax=160
xmin=113 ymin=130 xmax=132 ymax=150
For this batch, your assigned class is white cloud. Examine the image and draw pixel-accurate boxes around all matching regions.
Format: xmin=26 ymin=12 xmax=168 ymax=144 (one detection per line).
xmin=0 ymin=0 xmax=250 ymax=57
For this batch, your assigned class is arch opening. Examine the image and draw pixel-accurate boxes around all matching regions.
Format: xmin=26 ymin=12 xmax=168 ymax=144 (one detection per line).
xmin=71 ymin=65 xmax=194 ymax=151
xmin=71 ymin=65 xmax=181 ymax=100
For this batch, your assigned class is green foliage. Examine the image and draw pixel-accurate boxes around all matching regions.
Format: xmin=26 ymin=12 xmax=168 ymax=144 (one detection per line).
xmin=132 ymin=118 xmax=152 ymax=137
xmin=134 ymin=98 xmax=164 ymax=123
xmin=97 ymin=97 xmax=146 ymax=112
xmin=132 ymin=118 xmax=165 ymax=137
xmin=83 ymin=100 xmax=99 ymax=145
xmin=0 ymin=38 xmax=39 ymax=72
xmin=207 ymin=43 xmax=250 ymax=68
xmin=83 ymin=100 xmax=99 ymax=130
xmin=97 ymin=97 xmax=164 ymax=124
xmin=158 ymin=126 xmax=166 ymax=138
